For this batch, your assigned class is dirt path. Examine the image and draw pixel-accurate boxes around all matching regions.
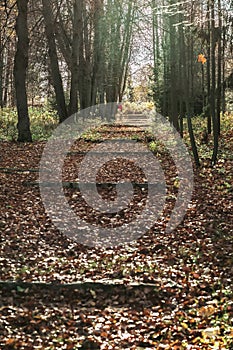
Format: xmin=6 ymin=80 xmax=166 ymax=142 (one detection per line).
xmin=116 ymin=111 xmax=152 ymax=128
xmin=0 ymin=124 xmax=232 ymax=349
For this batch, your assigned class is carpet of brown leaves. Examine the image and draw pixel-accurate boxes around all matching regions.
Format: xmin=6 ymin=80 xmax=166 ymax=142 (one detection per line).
xmin=0 ymin=125 xmax=232 ymax=349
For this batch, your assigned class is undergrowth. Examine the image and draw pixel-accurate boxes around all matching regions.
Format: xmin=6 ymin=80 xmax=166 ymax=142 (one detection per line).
xmin=0 ymin=107 xmax=58 ymax=141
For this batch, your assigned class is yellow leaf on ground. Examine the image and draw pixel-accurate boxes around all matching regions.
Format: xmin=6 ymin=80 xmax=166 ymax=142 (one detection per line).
xmin=202 ymin=327 xmax=220 ymax=339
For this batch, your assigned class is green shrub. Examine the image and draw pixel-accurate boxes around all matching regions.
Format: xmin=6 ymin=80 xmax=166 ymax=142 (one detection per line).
xmin=149 ymin=140 xmax=159 ymax=153
xmin=0 ymin=107 xmax=58 ymax=141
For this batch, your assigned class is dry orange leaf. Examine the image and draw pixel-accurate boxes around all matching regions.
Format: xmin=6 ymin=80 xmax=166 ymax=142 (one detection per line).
xmin=198 ymin=305 xmax=216 ymax=317
xmin=198 ymin=53 xmax=207 ymax=64
xmin=5 ymin=338 xmax=16 ymax=345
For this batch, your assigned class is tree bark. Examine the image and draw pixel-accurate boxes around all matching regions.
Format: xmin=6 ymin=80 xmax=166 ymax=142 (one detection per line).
xmin=207 ymin=0 xmax=212 ymax=133
xmin=181 ymin=8 xmax=200 ymax=166
xmin=14 ymin=0 xmax=32 ymax=142
xmin=42 ymin=0 xmax=68 ymax=122
xmin=210 ymin=0 xmax=218 ymax=165
xmin=91 ymin=0 xmax=107 ymax=105
xmin=3 ymin=42 xmax=13 ymax=107
xmin=68 ymin=0 xmax=80 ymax=116
xmin=118 ymin=0 xmax=135 ymax=101
xmin=221 ymin=25 xmax=226 ymax=114
xmin=0 ymin=33 xmax=3 ymax=108
xmin=216 ymin=0 xmax=222 ymax=135
xmin=169 ymin=0 xmax=178 ymax=130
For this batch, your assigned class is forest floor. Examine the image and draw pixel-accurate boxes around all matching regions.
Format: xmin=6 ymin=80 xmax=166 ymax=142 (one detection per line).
xmin=0 ymin=121 xmax=232 ymax=349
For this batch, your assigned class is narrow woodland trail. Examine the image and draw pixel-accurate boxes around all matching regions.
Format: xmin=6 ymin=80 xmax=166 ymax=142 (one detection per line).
xmin=0 ymin=124 xmax=232 ymax=349
xmin=116 ymin=111 xmax=152 ymax=128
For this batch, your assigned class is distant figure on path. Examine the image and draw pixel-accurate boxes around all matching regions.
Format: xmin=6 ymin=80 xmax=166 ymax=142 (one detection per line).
xmin=117 ymin=103 xmax=123 ymax=113
xmin=116 ymin=102 xmax=123 ymax=122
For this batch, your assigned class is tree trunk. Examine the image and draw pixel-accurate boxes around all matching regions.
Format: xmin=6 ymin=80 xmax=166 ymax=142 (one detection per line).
xmin=184 ymin=51 xmax=200 ymax=167
xmin=42 ymin=0 xmax=68 ymax=122
xmin=169 ymin=0 xmax=178 ymax=130
xmin=187 ymin=115 xmax=200 ymax=167
xmin=188 ymin=4 xmax=195 ymax=116
xmin=182 ymin=9 xmax=200 ymax=166
xmin=0 ymin=34 xmax=3 ymax=108
xmin=207 ymin=0 xmax=212 ymax=133
xmin=210 ymin=0 xmax=218 ymax=165
xmin=91 ymin=1 xmax=101 ymax=106
xmin=216 ymin=0 xmax=222 ymax=135
xmin=221 ymin=25 xmax=226 ymax=114
xmin=178 ymin=9 xmax=185 ymax=138
xmin=118 ymin=0 xmax=135 ymax=102
xmin=152 ymin=0 xmax=159 ymax=106
xmin=68 ymin=0 xmax=80 ymax=116
xmin=3 ymin=43 xmax=12 ymax=107
xmin=0 ymin=62 xmax=3 ymax=108
xmin=14 ymin=0 xmax=32 ymax=142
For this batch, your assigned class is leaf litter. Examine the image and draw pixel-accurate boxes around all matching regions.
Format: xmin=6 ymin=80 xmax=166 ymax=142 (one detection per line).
xmin=0 ymin=125 xmax=232 ymax=349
